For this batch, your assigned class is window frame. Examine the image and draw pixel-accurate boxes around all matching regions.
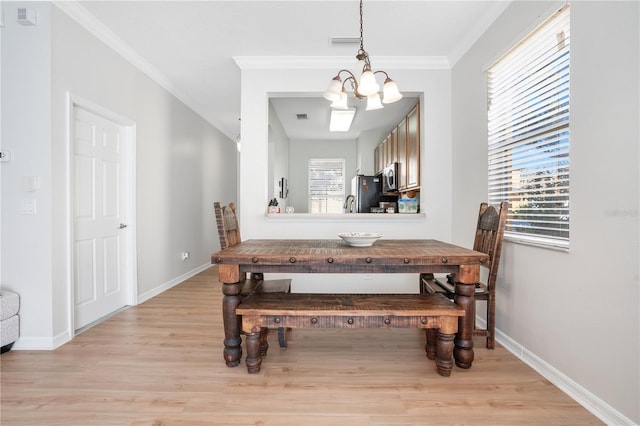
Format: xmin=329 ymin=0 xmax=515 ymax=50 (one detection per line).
xmin=308 ymin=158 xmax=346 ymax=214
xmin=487 ymin=5 xmax=571 ymax=252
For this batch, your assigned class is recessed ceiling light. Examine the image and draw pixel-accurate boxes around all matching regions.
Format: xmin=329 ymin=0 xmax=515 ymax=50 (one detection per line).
xmin=329 ymin=109 xmax=356 ymax=132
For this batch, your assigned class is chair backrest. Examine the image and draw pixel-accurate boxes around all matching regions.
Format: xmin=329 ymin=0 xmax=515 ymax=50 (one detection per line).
xmin=214 ymin=202 xmax=242 ymax=249
xmin=473 ymin=201 xmax=509 ymax=290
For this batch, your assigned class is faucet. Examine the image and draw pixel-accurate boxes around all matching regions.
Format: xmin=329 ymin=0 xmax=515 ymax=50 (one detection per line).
xmin=343 ymin=195 xmax=355 ymax=213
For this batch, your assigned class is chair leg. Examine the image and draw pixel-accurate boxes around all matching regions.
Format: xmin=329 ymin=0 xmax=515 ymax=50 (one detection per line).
xmin=277 ymin=327 xmax=288 ymax=348
xmin=419 ymin=273 xmax=434 ymax=294
xmin=486 ymin=291 xmax=496 ymax=349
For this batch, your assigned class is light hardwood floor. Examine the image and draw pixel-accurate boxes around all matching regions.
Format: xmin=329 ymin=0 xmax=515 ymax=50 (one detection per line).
xmin=1 ymin=267 xmax=603 ymax=425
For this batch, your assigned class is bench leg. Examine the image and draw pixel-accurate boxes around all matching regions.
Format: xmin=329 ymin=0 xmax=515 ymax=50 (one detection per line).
xmin=425 ymin=328 xmax=437 ymax=360
xmin=245 ymin=332 xmax=263 ymax=374
xmin=435 ymin=331 xmax=455 ymax=377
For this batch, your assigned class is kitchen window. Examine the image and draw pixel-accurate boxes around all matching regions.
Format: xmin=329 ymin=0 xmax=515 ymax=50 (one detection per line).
xmin=308 ymin=158 xmax=345 ymax=214
xmin=487 ymin=5 xmax=570 ymax=251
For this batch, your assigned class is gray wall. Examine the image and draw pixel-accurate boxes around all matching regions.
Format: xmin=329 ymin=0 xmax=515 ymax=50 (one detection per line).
xmin=2 ymin=0 xmax=636 ymax=422
xmin=1 ymin=2 xmax=238 ymax=348
xmin=452 ymin=1 xmax=639 ymax=422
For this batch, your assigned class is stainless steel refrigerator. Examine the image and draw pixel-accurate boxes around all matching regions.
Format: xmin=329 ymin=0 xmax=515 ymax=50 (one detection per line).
xmin=351 ymin=175 xmax=396 ymax=213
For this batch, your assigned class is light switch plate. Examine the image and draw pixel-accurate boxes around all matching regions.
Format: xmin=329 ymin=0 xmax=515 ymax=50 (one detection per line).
xmin=20 ymin=199 xmax=37 ymax=215
xmin=21 ymin=176 xmax=40 ymax=192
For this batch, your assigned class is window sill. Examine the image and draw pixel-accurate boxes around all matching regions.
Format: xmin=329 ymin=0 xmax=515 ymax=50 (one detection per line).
xmin=504 ymin=235 xmax=569 ymax=253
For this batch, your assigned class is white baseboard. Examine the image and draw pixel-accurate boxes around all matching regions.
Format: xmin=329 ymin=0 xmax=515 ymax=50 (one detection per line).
xmin=11 ymin=329 xmax=70 ymax=350
xmin=478 ymin=317 xmax=636 ymax=425
xmin=10 ymin=263 xmax=213 ymax=351
xmin=137 ymin=263 xmax=212 ymax=304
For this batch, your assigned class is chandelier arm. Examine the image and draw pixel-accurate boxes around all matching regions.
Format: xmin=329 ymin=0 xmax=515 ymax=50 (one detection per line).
xmin=344 ymin=75 xmax=364 ymax=98
xmin=373 ymin=70 xmax=390 ymax=79
xmin=336 ymin=69 xmax=357 ymax=81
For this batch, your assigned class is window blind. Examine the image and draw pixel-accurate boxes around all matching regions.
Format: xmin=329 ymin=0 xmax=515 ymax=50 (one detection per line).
xmin=487 ymin=5 xmax=570 ymax=250
xmin=308 ymin=158 xmax=345 ymax=214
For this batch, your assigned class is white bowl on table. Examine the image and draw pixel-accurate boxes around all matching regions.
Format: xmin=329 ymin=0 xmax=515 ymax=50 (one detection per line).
xmin=338 ymin=232 xmax=382 ymax=247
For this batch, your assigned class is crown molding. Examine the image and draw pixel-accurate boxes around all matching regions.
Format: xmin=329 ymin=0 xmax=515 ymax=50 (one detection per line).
xmin=53 ymin=1 xmax=173 ymax=92
xmin=448 ymin=1 xmax=511 ymax=66
xmin=234 ymin=56 xmax=450 ymax=70
xmin=52 ymin=1 xmax=224 ymax=136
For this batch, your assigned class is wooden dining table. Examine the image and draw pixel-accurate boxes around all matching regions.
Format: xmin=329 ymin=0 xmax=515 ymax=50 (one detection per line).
xmin=212 ymin=238 xmax=489 ymax=370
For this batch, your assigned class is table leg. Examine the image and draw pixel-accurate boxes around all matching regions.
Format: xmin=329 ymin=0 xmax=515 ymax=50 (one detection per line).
xmin=453 ymin=264 xmax=478 ymax=369
xmin=222 ymin=281 xmax=243 ymax=367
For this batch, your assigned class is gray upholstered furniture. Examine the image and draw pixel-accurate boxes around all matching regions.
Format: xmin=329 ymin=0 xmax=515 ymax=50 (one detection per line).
xmin=1 ymin=289 xmax=20 ymax=353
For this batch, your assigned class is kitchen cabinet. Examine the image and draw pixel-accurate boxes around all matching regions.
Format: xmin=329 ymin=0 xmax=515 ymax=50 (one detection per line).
xmin=373 ymin=101 xmax=420 ymax=192
xmin=375 ymin=131 xmax=397 ymax=175
xmin=397 ymin=117 xmax=407 ymax=190
xmin=374 ymin=144 xmax=382 ymax=175
xmin=406 ymin=105 xmax=420 ymax=189
xmin=389 ymin=128 xmax=398 ymax=165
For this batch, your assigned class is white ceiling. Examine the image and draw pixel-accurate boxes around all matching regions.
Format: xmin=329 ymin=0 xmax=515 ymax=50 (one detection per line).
xmin=68 ymin=1 xmax=510 ymax=141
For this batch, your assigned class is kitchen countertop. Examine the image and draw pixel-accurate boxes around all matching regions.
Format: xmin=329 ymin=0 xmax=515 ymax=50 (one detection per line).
xmin=265 ymin=213 xmax=425 ymax=221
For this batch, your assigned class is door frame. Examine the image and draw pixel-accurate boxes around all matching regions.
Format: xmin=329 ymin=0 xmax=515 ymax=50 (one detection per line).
xmin=66 ymin=93 xmax=138 ymax=337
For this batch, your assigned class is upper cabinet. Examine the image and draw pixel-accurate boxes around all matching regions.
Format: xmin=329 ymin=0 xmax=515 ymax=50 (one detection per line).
xmin=396 ymin=116 xmax=407 ymax=189
xmin=406 ymin=105 xmax=420 ymax=190
xmin=374 ymin=102 xmax=420 ymax=193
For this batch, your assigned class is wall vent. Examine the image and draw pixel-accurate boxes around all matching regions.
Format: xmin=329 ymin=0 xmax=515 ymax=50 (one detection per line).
xmin=330 ymin=37 xmax=360 ymax=46
xmin=17 ymin=8 xmax=37 ymax=25
xmin=296 ymin=114 xmax=308 ymax=120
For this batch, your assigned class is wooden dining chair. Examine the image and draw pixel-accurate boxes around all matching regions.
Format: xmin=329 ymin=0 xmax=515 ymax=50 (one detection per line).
xmin=214 ymin=201 xmax=291 ymax=348
xmin=421 ymin=201 xmax=509 ymax=349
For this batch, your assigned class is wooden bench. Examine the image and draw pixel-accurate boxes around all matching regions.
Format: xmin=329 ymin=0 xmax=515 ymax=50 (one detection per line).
xmin=238 ymin=274 xmax=291 ymax=348
xmin=236 ymin=292 xmax=465 ymax=376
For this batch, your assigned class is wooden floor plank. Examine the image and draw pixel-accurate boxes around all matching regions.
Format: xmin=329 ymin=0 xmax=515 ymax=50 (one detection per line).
xmin=1 ymin=266 xmax=603 ymax=425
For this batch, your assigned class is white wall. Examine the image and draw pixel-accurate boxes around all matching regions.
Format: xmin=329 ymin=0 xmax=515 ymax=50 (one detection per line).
xmin=237 ymin=63 xmax=453 ymax=291
xmin=1 ymin=2 xmax=238 ymax=348
xmin=268 ymin=101 xmax=289 ymax=204
xmin=452 ymin=1 xmax=639 ymax=423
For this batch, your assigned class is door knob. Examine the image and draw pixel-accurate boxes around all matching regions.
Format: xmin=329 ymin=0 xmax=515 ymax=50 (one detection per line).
xmin=119 ymin=223 xmax=128 ymax=229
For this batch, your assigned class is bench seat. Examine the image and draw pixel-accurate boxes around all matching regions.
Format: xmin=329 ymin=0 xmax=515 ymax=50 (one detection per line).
xmin=237 ymin=292 xmax=464 ymax=376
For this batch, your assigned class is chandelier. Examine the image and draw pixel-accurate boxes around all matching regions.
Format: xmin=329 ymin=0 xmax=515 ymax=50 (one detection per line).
xmin=322 ymin=0 xmax=402 ymax=111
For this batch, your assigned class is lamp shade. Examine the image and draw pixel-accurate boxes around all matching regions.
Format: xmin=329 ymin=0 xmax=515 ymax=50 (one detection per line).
xmin=382 ymin=78 xmax=403 ymax=104
xmin=357 ymin=70 xmax=379 ymax=96
xmin=323 ymin=77 xmax=343 ymax=101
xmin=365 ymin=93 xmax=383 ymax=111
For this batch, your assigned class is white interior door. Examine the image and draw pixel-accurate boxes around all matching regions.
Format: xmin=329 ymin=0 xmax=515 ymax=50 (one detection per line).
xmin=73 ymin=105 xmax=132 ymax=330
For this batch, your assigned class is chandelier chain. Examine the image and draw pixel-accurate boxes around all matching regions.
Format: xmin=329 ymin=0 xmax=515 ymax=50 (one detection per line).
xmin=322 ymin=0 xmax=402 ymax=110
xmin=357 ymin=0 xmax=371 ymax=70
xmin=359 ymin=0 xmax=364 ymax=53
